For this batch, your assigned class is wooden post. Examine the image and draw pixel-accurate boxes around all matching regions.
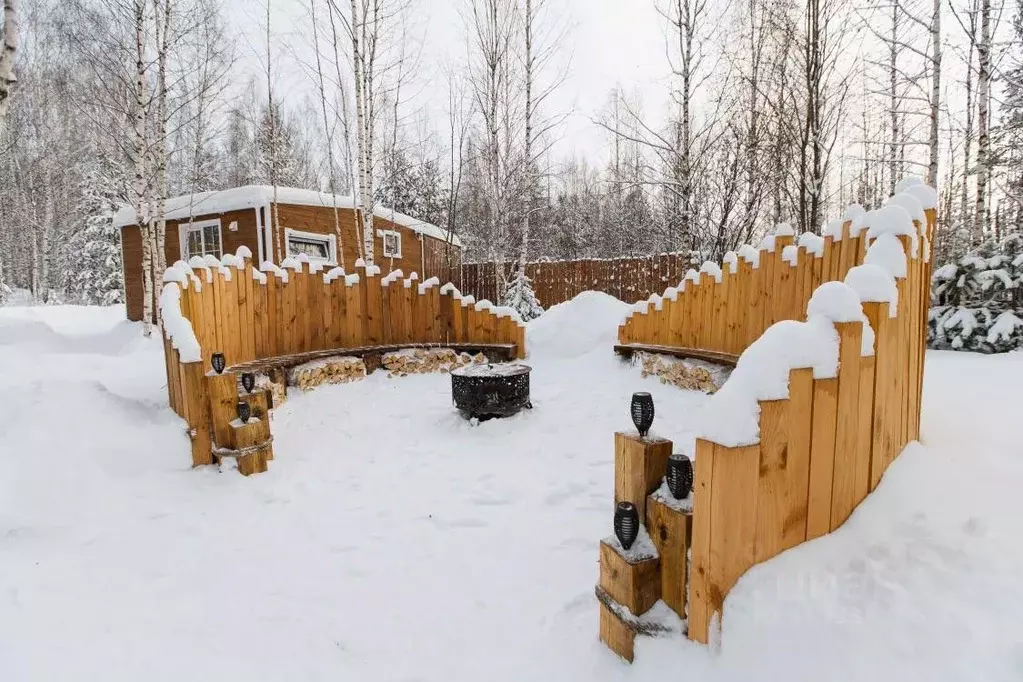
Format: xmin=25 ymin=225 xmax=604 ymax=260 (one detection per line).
xmin=614 ymin=432 xmax=672 ymax=519
xmin=598 ymin=539 xmax=660 ymax=615
xmin=207 ymin=371 xmax=238 ymax=449
xmin=230 ymin=417 xmax=270 ymax=476
xmin=755 ymin=367 xmax=813 ymax=563
xmin=830 ymin=321 xmax=863 ymax=531
xmin=181 ymin=361 xmax=213 ymax=467
xmin=364 ymin=267 xmax=383 ymax=345
xmin=598 ymin=598 xmax=636 ymax=663
xmin=646 ymin=494 xmax=691 ymax=619
xmin=806 ymin=375 xmax=838 ymax=540
xmin=688 ymin=438 xmax=715 ymax=644
xmin=705 ymin=443 xmax=759 ymax=643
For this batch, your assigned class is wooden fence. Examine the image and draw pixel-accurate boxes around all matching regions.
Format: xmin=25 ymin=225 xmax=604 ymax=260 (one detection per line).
xmin=159 ymin=252 xmax=526 ymax=469
xmin=600 ymin=181 xmax=937 ymax=656
xmin=459 ymin=254 xmax=701 ymax=309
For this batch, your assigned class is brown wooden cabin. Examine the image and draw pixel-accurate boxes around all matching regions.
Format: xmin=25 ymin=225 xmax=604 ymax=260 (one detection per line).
xmin=114 ymin=186 xmax=463 ymax=321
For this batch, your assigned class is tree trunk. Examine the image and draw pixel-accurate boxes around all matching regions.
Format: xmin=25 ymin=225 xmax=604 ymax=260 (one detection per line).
xmin=350 ymin=0 xmax=374 ymax=265
xmin=517 ymin=0 xmax=534 ymax=279
xmin=976 ymin=0 xmax=991 ymax=240
xmin=927 ymin=0 xmax=941 ymax=187
xmin=0 ymin=0 xmax=17 ymax=126
xmin=134 ymin=0 xmax=153 ymax=336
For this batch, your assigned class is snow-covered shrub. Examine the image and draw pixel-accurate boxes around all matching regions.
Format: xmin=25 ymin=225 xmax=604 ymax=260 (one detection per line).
xmin=929 ymin=232 xmax=1023 ymax=353
xmin=501 ymin=268 xmax=544 ymax=321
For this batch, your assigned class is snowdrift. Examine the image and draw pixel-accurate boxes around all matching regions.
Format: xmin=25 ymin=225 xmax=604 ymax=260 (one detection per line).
xmin=527 ymin=291 xmax=629 ymax=359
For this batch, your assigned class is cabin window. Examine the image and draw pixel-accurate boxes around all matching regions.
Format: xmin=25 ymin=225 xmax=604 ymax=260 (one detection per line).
xmin=179 ymin=219 xmax=223 ymax=260
xmin=284 ymin=228 xmax=337 ymax=265
xmin=378 ymin=229 xmax=402 ymax=258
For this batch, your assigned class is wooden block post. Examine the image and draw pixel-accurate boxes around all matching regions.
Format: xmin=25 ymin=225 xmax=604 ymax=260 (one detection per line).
xmin=614 ymin=432 xmax=672 ymax=519
xmin=598 ymin=539 xmax=660 ymax=615
xmin=598 ymin=598 xmax=636 ymax=663
xmin=230 ymin=416 xmax=271 ymax=476
xmin=207 ymin=371 xmax=238 ymax=449
xmin=646 ymin=493 xmax=691 ymax=619
xmin=237 ymin=388 xmax=273 ymax=460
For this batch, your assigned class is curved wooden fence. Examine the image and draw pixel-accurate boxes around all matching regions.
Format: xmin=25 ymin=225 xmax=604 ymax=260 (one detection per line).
xmin=600 ymin=180 xmax=938 ymax=657
xmin=159 ymin=250 xmax=526 ymax=469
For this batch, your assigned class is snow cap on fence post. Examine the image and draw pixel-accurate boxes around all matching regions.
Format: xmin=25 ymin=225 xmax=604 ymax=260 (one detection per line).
xmin=806 ymin=281 xmax=875 ymax=356
xmin=157 ymin=282 xmax=202 ymax=363
xmin=737 ymin=244 xmax=760 ymax=268
xmin=798 ymin=232 xmax=825 ymax=257
xmin=866 ymin=204 xmax=918 ymax=256
xmin=844 ymin=203 xmax=866 ymax=220
xmin=905 ymin=184 xmax=938 ymax=210
xmin=894 ymin=176 xmax=923 ymax=193
xmin=864 ymin=233 xmax=909 ymax=279
xmin=260 ymin=260 xmax=289 ymax=283
xmin=723 ymin=251 xmax=739 ymax=274
xmin=695 ymin=316 xmax=841 ymax=447
xmin=822 ymin=218 xmax=845 ymax=239
xmin=844 ymin=264 xmax=900 ymax=318
xmin=699 ymin=261 xmax=723 ymax=283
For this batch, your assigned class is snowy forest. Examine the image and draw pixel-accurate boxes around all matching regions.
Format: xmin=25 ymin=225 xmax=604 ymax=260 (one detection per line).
xmin=0 ymin=0 xmax=1022 ymax=323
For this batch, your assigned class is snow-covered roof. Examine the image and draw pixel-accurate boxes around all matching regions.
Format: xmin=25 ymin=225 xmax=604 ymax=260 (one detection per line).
xmin=112 ymin=185 xmax=462 ymax=247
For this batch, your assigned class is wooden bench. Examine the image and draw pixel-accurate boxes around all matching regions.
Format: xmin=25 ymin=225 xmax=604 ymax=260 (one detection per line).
xmin=613 ymin=343 xmax=739 ymax=368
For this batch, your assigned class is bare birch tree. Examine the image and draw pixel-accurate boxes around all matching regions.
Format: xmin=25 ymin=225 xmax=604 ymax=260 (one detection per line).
xmin=0 ymin=0 xmax=16 ymax=126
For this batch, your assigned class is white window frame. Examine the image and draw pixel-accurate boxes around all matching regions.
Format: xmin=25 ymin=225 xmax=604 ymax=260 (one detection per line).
xmin=377 ymin=228 xmax=402 ymax=258
xmin=179 ymin=218 xmax=223 ymax=261
xmin=285 ymin=228 xmax=338 ymax=265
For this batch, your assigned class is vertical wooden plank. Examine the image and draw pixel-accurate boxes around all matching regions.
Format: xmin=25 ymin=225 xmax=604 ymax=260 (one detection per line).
xmin=252 ymin=274 xmax=268 ymax=360
xmin=427 ymin=286 xmax=442 ymax=342
xmin=181 ymin=361 xmax=213 ymax=467
xmin=310 ymin=267 xmax=325 ymax=351
xmin=706 ymin=443 xmax=759 ymax=640
xmin=755 ymin=399 xmax=788 ymax=564
xmin=344 ymin=277 xmax=364 ymax=347
xmin=784 ymin=367 xmax=814 ymax=548
xmin=864 ymin=301 xmax=892 ymax=489
xmin=364 ymin=268 xmax=383 ymax=345
xmin=830 ymin=321 xmax=863 ymax=531
xmin=854 ymin=353 xmax=876 ymax=508
xmin=688 ymin=438 xmax=716 ymax=645
xmin=806 ymin=376 xmax=838 ymax=540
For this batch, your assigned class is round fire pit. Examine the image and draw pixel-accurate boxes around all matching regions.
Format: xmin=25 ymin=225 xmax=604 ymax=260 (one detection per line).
xmin=451 ymin=363 xmax=532 ymax=420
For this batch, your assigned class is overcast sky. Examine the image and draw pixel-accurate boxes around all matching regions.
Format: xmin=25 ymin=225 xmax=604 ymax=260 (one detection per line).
xmin=228 ymin=0 xmax=675 ymax=165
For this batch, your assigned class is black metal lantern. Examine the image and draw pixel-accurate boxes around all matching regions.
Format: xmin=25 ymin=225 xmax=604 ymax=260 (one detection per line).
xmin=630 ymin=392 xmax=655 ymax=438
xmin=211 ymin=352 xmax=226 ymax=374
xmin=666 ymin=453 xmax=694 ymax=500
xmin=614 ymin=501 xmax=640 ymax=550
xmin=241 ymin=372 xmax=255 ymax=394
xmin=236 ymin=400 xmax=251 ymax=423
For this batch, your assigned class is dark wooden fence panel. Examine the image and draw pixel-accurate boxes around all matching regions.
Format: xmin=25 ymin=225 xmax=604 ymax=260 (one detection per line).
xmin=459 ymin=254 xmax=700 ymax=307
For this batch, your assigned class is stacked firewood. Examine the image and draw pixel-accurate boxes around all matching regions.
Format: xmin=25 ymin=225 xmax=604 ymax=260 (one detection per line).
xmin=382 ymin=348 xmax=487 ymax=378
xmin=637 ymin=352 xmax=730 ymax=394
xmin=255 ymin=374 xmax=287 ymax=407
xmin=287 ymin=356 xmax=367 ymax=390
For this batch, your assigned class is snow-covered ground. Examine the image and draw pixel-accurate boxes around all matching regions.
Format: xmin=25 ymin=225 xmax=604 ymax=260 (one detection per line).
xmin=1 ymin=295 xmax=1021 ymax=681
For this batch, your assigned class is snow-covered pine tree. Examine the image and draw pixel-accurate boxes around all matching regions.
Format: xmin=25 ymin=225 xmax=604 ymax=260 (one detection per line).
xmin=253 ymin=102 xmax=303 ymax=188
xmin=930 ymin=230 xmax=1023 ymax=352
xmin=501 ymin=267 xmax=544 ymax=321
xmin=64 ymin=163 xmax=126 ymax=306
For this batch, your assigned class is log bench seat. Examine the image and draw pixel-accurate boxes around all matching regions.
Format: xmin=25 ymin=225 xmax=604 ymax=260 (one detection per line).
xmin=613 ymin=343 xmax=739 ymax=368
